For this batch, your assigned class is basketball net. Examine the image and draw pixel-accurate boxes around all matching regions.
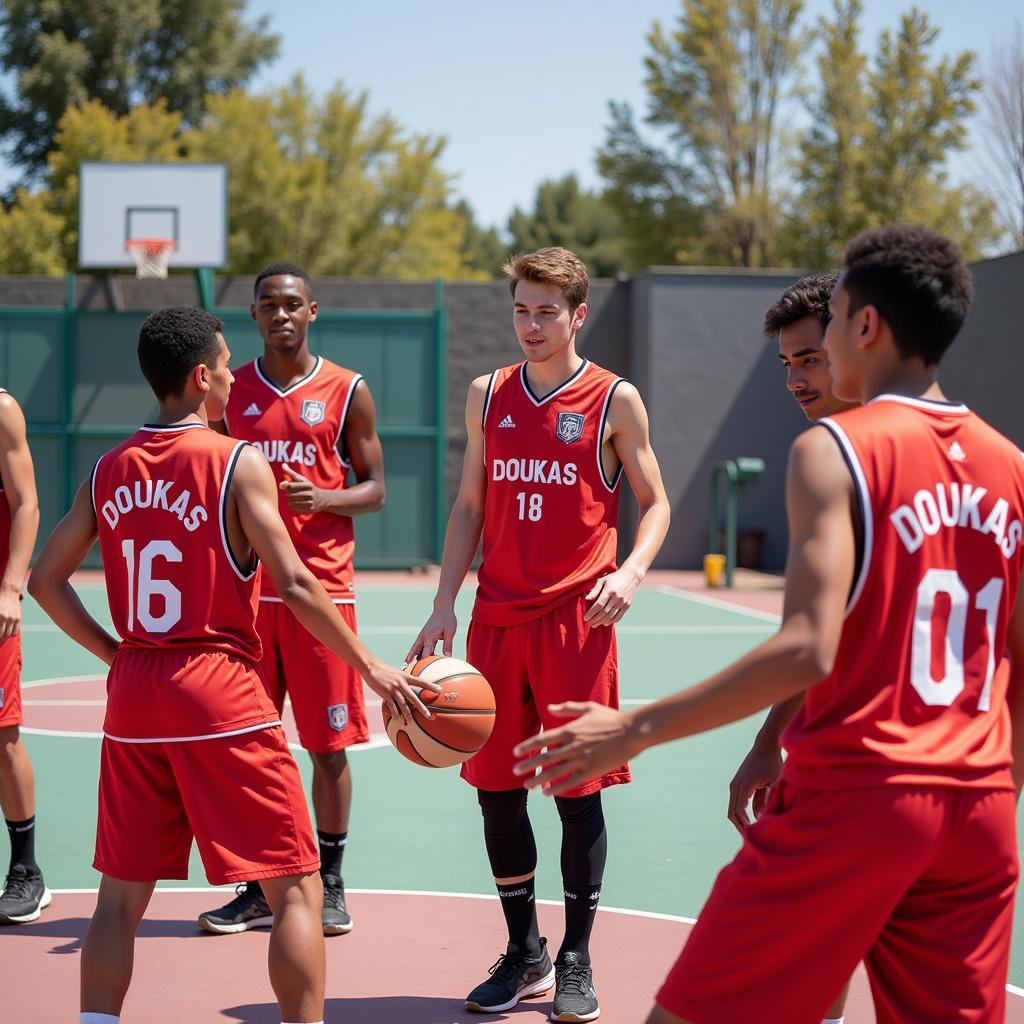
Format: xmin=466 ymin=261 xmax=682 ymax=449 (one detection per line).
xmin=126 ymin=238 xmax=176 ymax=279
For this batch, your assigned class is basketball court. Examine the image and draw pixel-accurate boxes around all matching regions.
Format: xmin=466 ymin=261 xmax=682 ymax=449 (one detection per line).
xmin=5 ymin=573 xmax=1024 ymax=1022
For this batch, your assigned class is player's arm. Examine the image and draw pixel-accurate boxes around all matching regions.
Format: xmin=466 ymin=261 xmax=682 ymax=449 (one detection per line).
xmin=726 ymin=696 xmax=803 ymax=832
xmin=0 ymin=393 xmax=39 ymax=639
xmin=513 ymin=425 xmax=855 ymax=795
xmin=230 ymin=445 xmax=438 ymax=721
xmin=27 ymin=481 xmax=119 ymax=665
xmin=279 ymin=382 xmax=386 ymax=517
xmin=584 ymin=382 xmax=670 ymax=627
xmin=1004 ymin=572 xmax=1024 ymax=795
xmin=406 ymin=375 xmax=489 ymax=661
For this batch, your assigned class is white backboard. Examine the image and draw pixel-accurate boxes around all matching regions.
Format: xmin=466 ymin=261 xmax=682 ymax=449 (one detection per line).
xmin=78 ymin=162 xmax=228 ymax=269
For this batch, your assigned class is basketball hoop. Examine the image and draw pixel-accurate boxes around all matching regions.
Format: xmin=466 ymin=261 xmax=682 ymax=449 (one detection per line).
xmin=126 ymin=238 xmax=176 ymax=279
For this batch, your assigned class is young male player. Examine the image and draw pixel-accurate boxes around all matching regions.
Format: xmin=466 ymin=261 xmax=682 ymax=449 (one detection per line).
xmin=28 ymin=307 xmax=436 ymax=1024
xmin=514 ymin=226 xmax=1024 ymax=1023
xmin=726 ymin=272 xmax=856 ymax=1024
xmin=200 ymin=262 xmax=384 ymax=937
xmin=409 ymin=247 xmax=670 ymax=1022
xmin=0 ymin=387 xmax=44 ymax=924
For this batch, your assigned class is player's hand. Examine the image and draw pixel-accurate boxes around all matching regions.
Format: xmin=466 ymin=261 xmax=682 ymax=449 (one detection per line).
xmin=727 ymin=739 xmax=783 ymax=834
xmin=513 ymin=701 xmax=636 ymax=796
xmin=406 ymin=605 xmax=458 ymax=662
xmin=0 ymin=584 xmax=22 ymax=641
xmin=583 ymin=568 xmax=642 ymax=627
xmin=363 ymin=660 xmax=442 ymax=726
xmin=280 ymin=463 xmax=324 ymax=513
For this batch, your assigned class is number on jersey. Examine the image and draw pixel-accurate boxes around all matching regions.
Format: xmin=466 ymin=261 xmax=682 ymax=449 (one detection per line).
xmin=910 ymin=568 xmax=1003 ymax=711
xmin=515 ymin=492 xmax=543 ymax=522
xmin=120 ymin=539 xmax=183 ymax=633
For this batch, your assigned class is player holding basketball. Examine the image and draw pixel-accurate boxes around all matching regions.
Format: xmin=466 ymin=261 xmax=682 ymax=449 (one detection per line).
xmin=515 ymin=226 xmax=1024 ymax=1024
xmin=200 ymin=262 xmax=383 ymax=937
xmin=409 ymin=247 xmax=670 ymax=1021
xmin=728 ymin=271 xmax=856 ymax=1024
xmin=0 ymin=388 xmax=44 ymax=924
xmin=28 ymin=307 xmax=435 ymax=1024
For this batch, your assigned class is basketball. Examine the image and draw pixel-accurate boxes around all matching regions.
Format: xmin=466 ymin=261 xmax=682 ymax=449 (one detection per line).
xmin=383 ymin=656 xmax=495 ymax=768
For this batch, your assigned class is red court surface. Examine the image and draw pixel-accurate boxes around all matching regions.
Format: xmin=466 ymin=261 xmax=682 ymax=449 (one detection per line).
xmin=0 ymin=890 xmax=906 ymax=1023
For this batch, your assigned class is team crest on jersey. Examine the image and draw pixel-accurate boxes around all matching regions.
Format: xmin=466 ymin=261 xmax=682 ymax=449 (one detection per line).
xmin=327 ymin=703 xmax=349 ymax=731
xmin=300 ymin=399 xmax=326 ymax=427
xmin=555 ymin=412 xmax=585 ymax=444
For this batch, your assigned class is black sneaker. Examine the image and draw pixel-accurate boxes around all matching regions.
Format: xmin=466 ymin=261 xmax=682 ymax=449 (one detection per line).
xmin=550 ymin=952 xmax=600 ymax=1022
xmin=322 ymin=875 xmax=352 ymax=935
xmin=465 ymin=937 xmax=555 ymax=1013
xmin=0 ymin=864 xmax=51 ymax=924
xmin=197 ymin=882 xmax=273 ymax=934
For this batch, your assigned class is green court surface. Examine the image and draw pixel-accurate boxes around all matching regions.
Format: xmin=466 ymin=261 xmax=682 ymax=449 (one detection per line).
xmin=17 ymin=580 xmax=1024 ymax=988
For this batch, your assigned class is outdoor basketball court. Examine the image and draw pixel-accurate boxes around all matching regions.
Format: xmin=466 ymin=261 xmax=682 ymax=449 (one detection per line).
xmin=5 ymin=573 xmax=1024 ymax=1022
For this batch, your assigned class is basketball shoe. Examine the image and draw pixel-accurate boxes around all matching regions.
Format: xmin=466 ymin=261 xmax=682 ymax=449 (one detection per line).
xmin=321 ymin=874 xmax=352 ymax=935
xmin=550 ymin=951 xmax=600 ymax=1021
xmin=465 ymin=937 xmax=555 ymax=1013
xmin=197 ymin=881 xmax=273 ymax=934
xmin=0 ymin=864 xmax=51 ymax=924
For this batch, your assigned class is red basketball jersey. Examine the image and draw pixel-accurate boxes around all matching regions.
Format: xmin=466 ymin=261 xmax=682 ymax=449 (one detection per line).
xmin=473 ymin=360 xmax=624 ymax=626
xmin=92 ymin=422 xmax=277 ymax=740
xmin=0 ymin=389 xmax=11 ymax=572
xmin=783 ymin=395 xmax=1024 ymax=790
xmin=224 ymin=357 xmax=362 ymax=602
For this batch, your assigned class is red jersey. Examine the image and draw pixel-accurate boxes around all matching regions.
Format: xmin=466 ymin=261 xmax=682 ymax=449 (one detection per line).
xmin=224 ymin=357 xmax=362 ymax=602
xmin=0 ymin=389 xmax=11 ymax=571
xmin=473 ymin=360 xmax=624 ymax=626
xmin=92 ymin=422 xmax=278 ymax=740
xmin=783 ymin=395 xmax=1024 ymax=790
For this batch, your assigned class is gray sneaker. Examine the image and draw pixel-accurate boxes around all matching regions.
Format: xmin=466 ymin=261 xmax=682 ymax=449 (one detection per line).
xmin=465 ymin=937 xmax=555 ymax=1013
xmin=0 ymin=864 xmax=52 ymax=924
xmin=197 ymin=882 xmax=273 ymax=934
xmin=550 ymin=952 xmax=600 ymax=1022
xmin=322 ymin=875 xmax=352 ymax=935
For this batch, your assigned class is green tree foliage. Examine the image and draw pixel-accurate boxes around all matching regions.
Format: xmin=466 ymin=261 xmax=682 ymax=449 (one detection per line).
xmin=0 ymin=0 xmax=278 ymax=178
xmin=453 ymin=200 xmax=507 ymax=279
xmin=0 ymin=189 xmax=66 ymax=273
xmin=506 ymin=175 xmax=626 ymax=277
xmin=600 ymin=0 xmax=805 ymax=267
xmin=782 ymin=1 xmax=999 ymax=264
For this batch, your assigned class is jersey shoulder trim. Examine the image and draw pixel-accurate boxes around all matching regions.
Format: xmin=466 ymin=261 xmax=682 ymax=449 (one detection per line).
xmin=219 ymin=441 xmax=259 ymax=582
xmin=597 ymin=378 xmax=626 ymax=492
xmin=481 ymin=369 xmax=500 ymax=429
xmin=818 ymin=418 xmax=873 ymax=616
xmin=334 ymin=373 xmax=364 ymax=468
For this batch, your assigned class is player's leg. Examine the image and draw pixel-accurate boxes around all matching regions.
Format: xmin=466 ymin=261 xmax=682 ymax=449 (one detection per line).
xmin=80 ymin=875 xmax=155 ymax=1017
xmin=865 ymin=787 xmax=1017 ymax=1024
xmin=823 ymin=981 xmax=851 ymax=1023
xmin=261 ymin=872 xmax=326 ymax=1023
xmin=289 ymin=603 xmax=368 ymax=935
xmin=462 ymin=619 xmax=554 ymax=1013
xmin=197 ymin=602 xmax=285 ymax=934
xmin=0 ymin=635 xmax=48 ymax=924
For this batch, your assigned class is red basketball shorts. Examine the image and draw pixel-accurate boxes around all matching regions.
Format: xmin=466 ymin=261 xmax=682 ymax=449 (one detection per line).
xmin=0 ymin=633 xmax=21 ymax=727
xmin=463 ymin=595 xmax=630 ymax=797
xmin=94 ymin=726 xmax=319 ymax=885
xmin=256 ymin=600 xmax=369 ymax=753
xmin=657 ymin=780 xmax=1018 ymax=1024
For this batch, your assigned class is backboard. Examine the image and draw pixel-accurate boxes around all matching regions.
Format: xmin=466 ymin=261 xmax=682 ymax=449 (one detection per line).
xmin=78 ymin=162 xmax=228 ymax=269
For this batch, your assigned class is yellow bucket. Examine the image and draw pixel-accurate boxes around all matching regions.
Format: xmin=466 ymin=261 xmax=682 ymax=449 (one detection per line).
xmin=703 ymin=553 xmax=726 ymax=588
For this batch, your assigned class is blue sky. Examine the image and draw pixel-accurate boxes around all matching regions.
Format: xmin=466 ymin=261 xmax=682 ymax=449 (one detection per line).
xmin=3 ymin=1 xmax=1021 ymax=231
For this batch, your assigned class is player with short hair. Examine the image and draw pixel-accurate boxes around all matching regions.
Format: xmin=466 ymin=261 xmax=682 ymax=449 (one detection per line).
xmin=0 ymin=387 xmax=43 ymax=924
xmin=409 ymin=246 xmax=671 ymax=1022
xmin=28 ymin=307 xmax=436 ymax=1024
xmin=514 ymin=226 xmax=1024 ymax=1023
xmin=199 ymin=262 xmax=384 ymax=937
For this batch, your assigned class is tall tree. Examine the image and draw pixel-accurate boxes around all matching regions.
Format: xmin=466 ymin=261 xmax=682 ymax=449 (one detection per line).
xmin=783 ymin=2 xmax=999 ymax=265
xmin=506 ymin=175 xmax=626 ymax=277
xmin=600 ymin=0 xmax=805 ymax=267
xmin=454 ymin=200 xmax=507 ymax=279
xmin=0 ymin=0 xmax=278 ymax=178
xmin=979 ymin=22 xmax=1024 ymax=250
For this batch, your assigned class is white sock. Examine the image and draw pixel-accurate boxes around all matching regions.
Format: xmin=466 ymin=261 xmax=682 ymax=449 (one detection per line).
xmin=81 ymin=1015 xmax=120 ymax=1024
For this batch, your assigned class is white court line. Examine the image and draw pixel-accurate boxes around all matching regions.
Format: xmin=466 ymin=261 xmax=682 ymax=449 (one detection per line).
xmin=655 ymin=584 xmax=782 ymax=624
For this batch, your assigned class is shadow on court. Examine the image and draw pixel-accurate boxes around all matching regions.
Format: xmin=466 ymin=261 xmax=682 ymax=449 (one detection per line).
xmin=224 ymin=996 xmax=542 ymax=1023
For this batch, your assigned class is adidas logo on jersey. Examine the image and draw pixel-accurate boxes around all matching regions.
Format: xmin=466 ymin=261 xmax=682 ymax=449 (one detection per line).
xmin=243 ymin=403 xmax=262 ymax=417
xmin=498 ymin=414 xmax=515 ymax=428
xmin=947 ymin=441 xmax=966 ymax=462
